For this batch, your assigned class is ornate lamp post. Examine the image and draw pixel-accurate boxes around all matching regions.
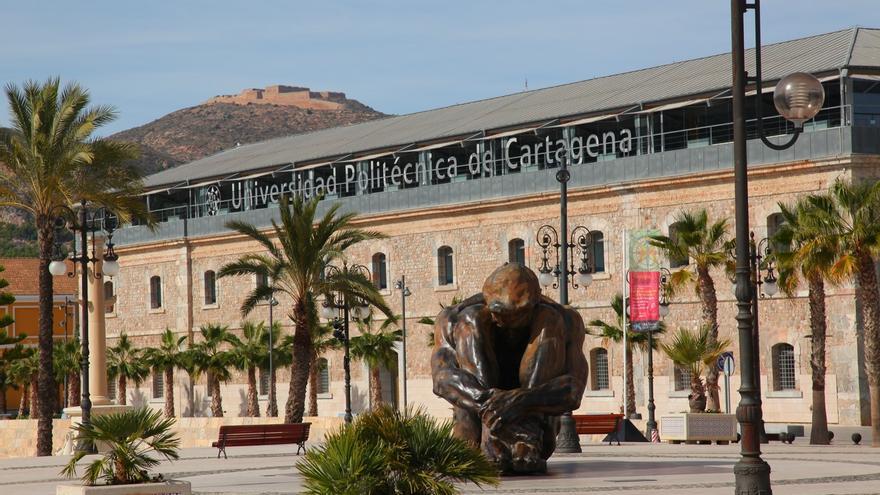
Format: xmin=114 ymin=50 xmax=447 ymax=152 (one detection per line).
xmin=320 ymin=262 xmax=371 ymax=424
xmin=48 ymin=201 xmax=120 ymax=453
xmin=646 ymin=268 xmax=672 ymax=440
xmin=394 ymin=276 xmax=412 ymax=411
xmin=535 ymin=196 xmax=595 ymax=454
xmin=731 ymin=0 xmax=823 ymax=491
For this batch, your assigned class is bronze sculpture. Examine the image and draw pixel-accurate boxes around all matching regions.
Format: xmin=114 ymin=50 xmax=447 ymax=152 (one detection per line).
xmin=431 ymin=263 xmax=588 ymax=474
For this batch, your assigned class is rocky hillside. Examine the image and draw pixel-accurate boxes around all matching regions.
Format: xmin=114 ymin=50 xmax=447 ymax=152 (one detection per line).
xmin=111 ymin=89 xmax=386 ymax=175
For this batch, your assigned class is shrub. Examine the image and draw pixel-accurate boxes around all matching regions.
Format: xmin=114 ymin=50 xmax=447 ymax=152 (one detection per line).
xmin=297 ymin=404 xmax=499 ymax=495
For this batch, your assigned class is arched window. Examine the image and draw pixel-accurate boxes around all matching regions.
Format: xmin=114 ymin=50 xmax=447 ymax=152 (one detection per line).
xmin=508 ymin=238 xmax=525 ymax=265
xmin=316 ymin=358 xmax=330 ymax=394
xmin=590 ymin=231 xmax=605 ymax=273
xmin=674 ymin=366 xmax=692 ymax=391
xmin=668 ymin=222 xmax=689 ymax=268
xmin=259 ymin=368 xmax=269 ymax=396
xmin=152 ymin=370 xmax=164 ymax=399
xmin=204 ymin=270 xmax=217 ymax=305
xmin=371 ymin=253 xmax=388 ymax=290
xmin=438 ymin=246 xmax=454 ymax=286
xmin=773 ymin=343 xmax=796 ymax=390
xmin=590 ymin=348 xmax=609 ymax=390
xmin=256 ymin=272 xmax=269 ymax=290
xmin=104 ymin=281 xmax=114 ymax=314
xmin=150 ymin=276 xmax=162 ymax=309
xmin=767 ymin=212 xmax=789 ymax=253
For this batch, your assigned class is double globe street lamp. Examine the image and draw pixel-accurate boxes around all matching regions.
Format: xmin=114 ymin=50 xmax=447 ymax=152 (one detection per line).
xmin=534 ymin=185 xmax=595 ymax=454
xmin=320 ymin=262 xmax=371 ymax=424
xmin=48 ymin=201 xmax=120 ymax=452
xmin=731 ymin=0 xmax=824 ymax=491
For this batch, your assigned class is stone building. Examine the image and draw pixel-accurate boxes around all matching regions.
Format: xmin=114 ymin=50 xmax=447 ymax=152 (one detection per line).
xmin=102 ymin=28 xmax=880 ymax=427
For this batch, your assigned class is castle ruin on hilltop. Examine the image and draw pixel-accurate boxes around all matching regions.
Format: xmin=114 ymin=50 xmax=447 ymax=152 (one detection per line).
xmin=206 ymin=85 xmax=347 ymax=110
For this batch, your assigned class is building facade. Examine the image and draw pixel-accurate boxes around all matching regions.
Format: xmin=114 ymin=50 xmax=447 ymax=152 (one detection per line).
xmin=104 ymin=28 xmax=880 ymax=426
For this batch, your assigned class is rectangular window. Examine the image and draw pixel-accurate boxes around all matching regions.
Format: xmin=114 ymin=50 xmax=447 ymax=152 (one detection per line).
xmin=150 ymin=276 xmax=162 ymax=309
xmin=152 ymin=371 xmax=164 ymax=399
xmin=674 ymin=366 xmax=692 ymax=392
xmin=107 ymin=376 xmax=116 ymax=400
xmin=204 ymin=271 xmax=217 ymax=305
xmin=259 ymin=368 xmax=269 ymax=396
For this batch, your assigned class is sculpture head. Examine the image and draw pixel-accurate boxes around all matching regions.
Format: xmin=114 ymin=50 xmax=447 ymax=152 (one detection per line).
xmin=482 ymin=263 xmax=540 ymax=328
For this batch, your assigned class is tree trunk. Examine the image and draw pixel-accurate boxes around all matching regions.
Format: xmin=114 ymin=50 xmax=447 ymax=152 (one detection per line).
xmin=29 ymin=374 xmax=39 ymax=420
xmin=285 ymin=299 xmax=312 ymax=424
xmin=308 ymin=353 xmax=318 ymax=417
xmin=808 ymin=274 xmax=829 ymax=445
xmin=696 ymin=266 xmax=721 ymax=413
xmin=36 ymin=216 xmax=56 ymax=455
xmin=68 ymin=371 xmax=80 ymax=408
xmin=689 ymin=375 xmax=706 ymax=413
xmin=0 ymin=385 xmax=6 ymax=414
xmin=856 ymin=252 xmax=880 ymax=447
xmin=18 ymin=384 xmax=28 ymax=418
xmin=625 ymin=343 xmax=636 ymax=417
xmin=210 ymin=375 xmax=223 ymax=417
xmin=164 ymin=367 xmax=175 ymax=418
xmin=246 ymin=366 xmax=259 ymax=417
xmin=118 ymin=376 xmax=127 ymax=406
xmin=370 ymin=366 xmax=383 ymax=408
xmin=266 ymin=366 xmax=278 ymax=417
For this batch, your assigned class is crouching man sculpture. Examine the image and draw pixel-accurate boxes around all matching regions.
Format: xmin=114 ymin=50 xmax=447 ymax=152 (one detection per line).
xmin=431 ymin=263 xmax=588 ymax=474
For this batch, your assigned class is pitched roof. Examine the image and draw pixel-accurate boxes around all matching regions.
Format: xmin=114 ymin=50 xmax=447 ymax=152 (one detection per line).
xmin=0 ymin=258 xmax=77 ymax=296
xmin=143 ymin=27 xmax=879 ymax=190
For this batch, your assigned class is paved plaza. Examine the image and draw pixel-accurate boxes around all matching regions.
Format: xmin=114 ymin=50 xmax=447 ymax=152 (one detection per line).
xmin=5 ymin=438 xmax=880 ymax=495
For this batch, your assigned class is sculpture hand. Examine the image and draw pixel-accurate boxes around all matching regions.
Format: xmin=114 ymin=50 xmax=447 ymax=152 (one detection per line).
xmin=480 ymin=389 xmax=527 ymax=433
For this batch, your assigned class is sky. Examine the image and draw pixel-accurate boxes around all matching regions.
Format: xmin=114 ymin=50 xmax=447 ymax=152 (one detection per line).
xmin=2 ymin=1 xmax=879 ymax=136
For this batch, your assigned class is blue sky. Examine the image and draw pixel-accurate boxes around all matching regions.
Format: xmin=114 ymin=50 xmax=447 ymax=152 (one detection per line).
xmin=2 ymin=1 xmax=878 ymax=136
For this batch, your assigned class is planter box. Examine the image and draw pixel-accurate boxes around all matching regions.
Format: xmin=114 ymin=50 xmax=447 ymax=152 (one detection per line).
xmin=57 ymin=480 xmax=191 ymax=495
xmin=659 ymin=413 xmax=737 ymax=443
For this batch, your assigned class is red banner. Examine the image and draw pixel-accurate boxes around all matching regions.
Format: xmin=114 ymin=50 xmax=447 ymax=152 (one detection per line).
xmin=630 ymin=271 xmax=660 ymax=332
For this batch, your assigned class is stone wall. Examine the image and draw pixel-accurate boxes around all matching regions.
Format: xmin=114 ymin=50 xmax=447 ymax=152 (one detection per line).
xmin=0 ymin=419 xmax=71 ymax=458
xmin=206 ymin=85 xmax=346 ymax=110
xmin=106 ymin=155 xmax=873 ymax=426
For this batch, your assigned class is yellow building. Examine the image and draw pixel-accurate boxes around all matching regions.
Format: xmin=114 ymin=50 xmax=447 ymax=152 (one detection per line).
xmin=1 ymin=258 xmax=77 ymax=414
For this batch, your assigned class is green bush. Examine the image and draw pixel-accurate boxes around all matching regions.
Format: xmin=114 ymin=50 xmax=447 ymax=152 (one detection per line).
xmin=61 ymin=408 xmax=180 ymax=486
xmin=297 ymin=404 xmax=499 ymax=495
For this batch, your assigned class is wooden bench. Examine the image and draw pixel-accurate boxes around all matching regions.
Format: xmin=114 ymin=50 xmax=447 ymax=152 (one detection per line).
xmin=572 ymin=414 xmax=624 ymax=446
xmin=212 ymin=423 xmax=311 ymax=458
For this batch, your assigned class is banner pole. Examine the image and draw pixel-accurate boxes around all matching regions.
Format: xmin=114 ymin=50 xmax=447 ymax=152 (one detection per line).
xmin=622 ymin=230 xmax=628 ymax=418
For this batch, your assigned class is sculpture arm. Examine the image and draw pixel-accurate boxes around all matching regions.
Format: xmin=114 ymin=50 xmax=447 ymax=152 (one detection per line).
xmin=430 ymin=306 xmax=496 ymax=412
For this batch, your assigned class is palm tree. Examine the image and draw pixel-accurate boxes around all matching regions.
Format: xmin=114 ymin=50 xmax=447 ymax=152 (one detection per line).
xmin=0 ymin=78 xmax=147 ymax=455
xmin=229 ymin=321 xmax=266 ymax=417
xmin=297 ymin=404 xmax=499 ymax=495
xmin=0 ymin=335 xmax=26 ymax=414
xmin=0 ymin=265 xmax=19 ymax=414
xmin=802 ymin=178 xmax=880 ymax=446
xmin=661 ymin=326 xmax=731 ymax=413
xmin=62 ymin=407 xmax=180 ymax=486
xmin=9 ymin=347 xmax=39 ymax=418
xmin=144 ymin=329 xmax=187 ymax=418
xmin=649 ymin=209 xmax=731 ymax=412
xmin=218 ymin=194 xmax=390 ymax=423
xmin=53 ymin=339 xmax=81 ymax=408
xmin=261 ymin=321 xmax=286 ymax=417
xmin=107 ymin=334 xmax=149 ymax=406
xmin=587 ymin=294 xmax=665 ymax=417
xmin=350 ymin=314 xmax=402 ymax=408
xmin=190 ymin=324 xmax=236 ymax=417
xmin=773 ymin=198 xmax=838 ymax=444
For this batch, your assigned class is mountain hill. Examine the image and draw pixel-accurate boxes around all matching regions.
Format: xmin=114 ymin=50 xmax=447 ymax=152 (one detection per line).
xmin=111 ymin=85 xmax=387 ymax=175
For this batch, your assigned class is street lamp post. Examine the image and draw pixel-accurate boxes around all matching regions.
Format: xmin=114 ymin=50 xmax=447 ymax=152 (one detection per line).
xmin=48 ymin=200 xmax=120 ymax=453
xmin=646 ymin=268 xmax=672 ymax=440
xmin=730 ymin=0 xmax=823 ymax=491
xmin=394 ymin=275 xmax=412 ymax=411
xmin=535 ymin=179 xmax=595 ymax=454
xmin=320 ymin=262 xmax=371 ymax=424
xmin=267 ymin=293 xmax=278 ymax=417
xmin=728 ymin=232 xmax=778 ymax=442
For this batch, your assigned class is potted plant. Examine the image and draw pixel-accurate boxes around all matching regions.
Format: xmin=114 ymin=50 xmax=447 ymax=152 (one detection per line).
xmin=660 ymin=326 xmax=736 ymax=443
xmin=58 ymin=408 xmax=190 ymax=495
